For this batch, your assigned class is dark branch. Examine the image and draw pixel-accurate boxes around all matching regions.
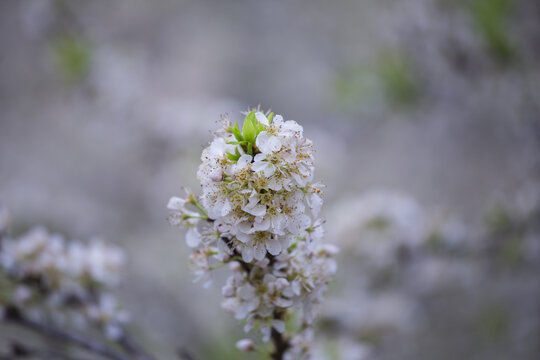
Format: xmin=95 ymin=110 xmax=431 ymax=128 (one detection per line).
xmin=177 ymin=347 xmax=198 ymax=360
xmin=117 ymin=332 xmax=156 ymax=360
xmin=4 ymin=306 xmax=127 ymax=360
xmin=2 ymin=340 xmax=93 ymax=360
xmin=270 ymin=311 xmax=290 ymax=360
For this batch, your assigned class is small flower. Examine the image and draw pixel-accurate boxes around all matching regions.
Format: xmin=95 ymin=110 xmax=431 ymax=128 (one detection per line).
xmin=256 ymin=131 xmax=281 ymax=155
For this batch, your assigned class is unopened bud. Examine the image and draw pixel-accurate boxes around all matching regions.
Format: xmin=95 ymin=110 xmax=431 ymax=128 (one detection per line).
xmin=236 ymin=338 xmax=255 ymax=352
xmin=228 ymin=261 xmax=242 ymax=272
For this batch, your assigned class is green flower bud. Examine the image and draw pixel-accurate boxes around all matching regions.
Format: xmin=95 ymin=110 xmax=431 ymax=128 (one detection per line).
xmin=242 ymin=111 xmax=257 ymax=144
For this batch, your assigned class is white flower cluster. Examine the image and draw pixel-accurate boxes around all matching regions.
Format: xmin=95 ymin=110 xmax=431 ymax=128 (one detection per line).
xmin=222 ymin=242 xmax=337 ymax=340
xmin=169 ymin=110 xmax=338 ymax=357
xmin=0 ymin=226 xmax=128 ymax=339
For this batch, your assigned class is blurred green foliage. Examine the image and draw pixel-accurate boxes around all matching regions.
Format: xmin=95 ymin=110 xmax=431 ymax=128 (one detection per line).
xmin=485 ymin=204 xmax=511 ymax=233
xmin=476 ymin=304 xmax=509 ymax=343
xmin=485 ymin=204 xmax=526 ymax=268
xmin=333 ymin=50 xmax=420 ymax=112
xmin=364 ymin=216 xmax=391 ymax=232
xmin=333 ymin=62 xmax=377 ymax=110
xmin=52 ymin=35 xmax=91 ymax=83
xmin=375 ymin=51 xmax=420 ymax=108
xmin=425 ymin=230 xmax=445 ymax=252
xmin=499 ymin=235 xmax=525 ymax=268
xmin=468 ymin=0 xmax=516 ymax=63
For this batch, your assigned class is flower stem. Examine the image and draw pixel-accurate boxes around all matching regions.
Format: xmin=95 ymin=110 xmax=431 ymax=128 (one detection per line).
xmin=270 ymin=311 xmax=290 ymax=360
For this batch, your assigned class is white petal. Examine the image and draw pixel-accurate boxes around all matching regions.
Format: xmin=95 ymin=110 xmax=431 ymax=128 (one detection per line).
xmin=237 ymin=154 xmax=252 ymax=169
xmin=247 ymin=297 xmax=260 ymax=311
xmin=255 ymin=112 xmax=269 ymax=126
xmin=254 ymin=153 xmax=267 ymax=162
xmin=283 ymin=120 xmax=303 ymax=133
xmin=279 ymin=235 xmax=293 ymax=249
xmin=235 ymin=302 xmax=251 ymax=320
xmin=256 ymin=131 xmax=270 ymax=153
xmin=288 ymin=214 xmax=311 ymax=234
xmin=221 ymin=199 xmax=232 ymax=217
xmin=167 ymin=196 xmax=186 ymax=210
xmin=263 ymin=164 xmax=276 ymax=178
xmin=265 ymin=237 xmax=282 ymax=256
xmin=320 ymin=244 xmax=340 ymax=255
xmin=292 ymin=280 xmax=301 ymax=296
xmin=222 ymin=284 xmax=235 ymax=297
xmin=298 ymin=214 xmax=312 ymax=229
xmin=238 ymin=221 xmax=254 ymax=234
xmin=186 ymin=228 xmax=201 ymax=247
xmin=210 ymin=138 xmax=229 ymax=157
xmin=253 ymin=242 xmax=266 ymax=260
xmin=310 ymin=193 xmax=323 ymax=217
xmin=251 ymin=160 xmax=268 ymax=173
xmin=263 ymin=274 xmax=277 ymax=284
xmin=267 ymin=177 xmax=282 ymax=191
xmin=271 ymin=320 xmax=285 ymax=333
xmin=236 ymin=232 xmax=252 ymax=243
xmin=238 ymin=284 xmax=255 ymax=300
xmin=267 ymin=136 xmax=282 ymax=152
xmin=209 ymin=167 xmax=223 ymax=182
xmin=217 ymin=239 xmax=231 ymax=260
xmin=244 ymin=204 xmax=267 ymax=217
xmin=241 ymin=246 xmax=253 ymax=262
xmin=261 ymin=326 xmax=271 ymax=342
xmin=253 ymin=217 xmax=270 ymax=232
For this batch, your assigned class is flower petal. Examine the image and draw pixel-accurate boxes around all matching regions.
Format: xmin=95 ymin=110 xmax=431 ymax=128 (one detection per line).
xmin=253 ymin=242 xmax=266 ymax=260
xmin=265 ymin=237 xmax=282 ymax=256
xmin=167 ymin=196 xmax=186 ymax=210
xmin=255 ymin=112 xmax=269 ymax=126
xmin=251 ymin=160 xmax=268 ymax=173
xmin=263 ymin=164 xmax=276 ymax=178
xmin=243 ymin=204 xmax=267 ymax=217
xmin=241 ymin=246 xmax=253 ymax=262
xmin=237 ymin=154 xmax=252 ymax=169
xmin=186 ymin=227 xmax=201 ymax=247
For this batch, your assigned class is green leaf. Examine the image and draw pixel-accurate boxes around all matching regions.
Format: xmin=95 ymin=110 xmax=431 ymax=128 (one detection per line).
xmin=267 ymin=112 xmax=274 ymax=124
xmin=227 ymin=141 xmax=248 ymax=145
xmin=254 ymin=121 xmax=264 ymax=134
xmin=226 ymin=147 xmax=242 ymax=161
xmin=231 ymin=122 xmax=243 ymax=141
xmin=242 ymin=111 xmax=257 ymax=143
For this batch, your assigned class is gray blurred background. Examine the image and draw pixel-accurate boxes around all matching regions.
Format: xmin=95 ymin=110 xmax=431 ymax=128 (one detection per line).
xmin=1 ymin=0 xmax=539 ymax=359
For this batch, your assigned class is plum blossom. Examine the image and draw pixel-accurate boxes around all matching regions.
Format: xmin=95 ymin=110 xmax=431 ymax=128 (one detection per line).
xmin=0 ymin=225 xmax=128 ymax=339
xmin=168 ymin=108 xmax=338 ymax=357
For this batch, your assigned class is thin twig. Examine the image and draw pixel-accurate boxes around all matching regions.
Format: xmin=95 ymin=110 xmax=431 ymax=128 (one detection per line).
xmin=117 ymin=331 xmax=156 ymax=360
xmin=2 ymin=340 xmax=92 ymax=360
xmin=177 ymin=347 xmax=198 ymax=360
xmin=4 ymin=306 xmax=127 ymax=360
xmin=270 ymin=311 xmax=290 ymax=360
xmin=270 ymin=329 xmax=290 ymax=360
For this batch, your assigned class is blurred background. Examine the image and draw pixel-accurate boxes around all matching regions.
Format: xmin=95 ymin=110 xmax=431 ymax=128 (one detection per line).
xmin=1 ymin=0 xmax=539 ymax=359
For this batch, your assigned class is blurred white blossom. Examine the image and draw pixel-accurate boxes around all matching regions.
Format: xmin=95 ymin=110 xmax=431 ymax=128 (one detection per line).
xmin=0 ymin=224 xmax=128 ymax=339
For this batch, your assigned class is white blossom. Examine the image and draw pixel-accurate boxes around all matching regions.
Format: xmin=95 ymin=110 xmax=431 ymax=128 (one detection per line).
xmin=0 ymin=225 xmax=128 ymax=340
xmin=168 ymin=109 xmax=338 ymax=355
